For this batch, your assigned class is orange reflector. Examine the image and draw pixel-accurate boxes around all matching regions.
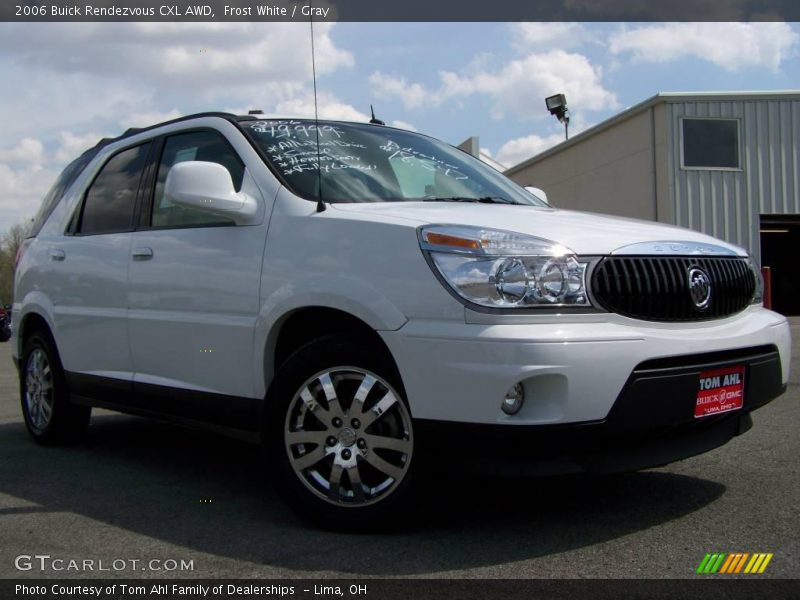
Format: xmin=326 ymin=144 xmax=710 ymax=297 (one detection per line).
xmin=424 ymin=232 xmax=480 ymax=249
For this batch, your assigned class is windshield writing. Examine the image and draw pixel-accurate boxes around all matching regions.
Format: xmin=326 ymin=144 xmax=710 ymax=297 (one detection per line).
xmin=242 ymin=120 xmax=543 ymax=206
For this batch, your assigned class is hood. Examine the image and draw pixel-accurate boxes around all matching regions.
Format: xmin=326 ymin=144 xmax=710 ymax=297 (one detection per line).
xmin=330 ymin=202 xmax=747 ymax=256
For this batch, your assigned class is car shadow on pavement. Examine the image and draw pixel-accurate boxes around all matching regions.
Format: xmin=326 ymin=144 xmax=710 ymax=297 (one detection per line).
xmin=0 ymin=413 xmax=727 ymax=576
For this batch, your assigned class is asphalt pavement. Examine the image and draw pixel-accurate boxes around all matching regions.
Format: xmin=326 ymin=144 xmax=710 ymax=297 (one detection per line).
xmin=1 ymin=321 xmax=798 ymax=579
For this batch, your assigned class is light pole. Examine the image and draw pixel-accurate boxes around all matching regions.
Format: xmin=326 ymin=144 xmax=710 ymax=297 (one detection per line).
xmin=545 ymin=93 xmax=570 ymax=141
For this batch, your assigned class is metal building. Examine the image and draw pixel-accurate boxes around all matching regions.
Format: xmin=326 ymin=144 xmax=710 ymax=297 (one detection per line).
xmin=504 ymin=91 xmax=800 ymax=314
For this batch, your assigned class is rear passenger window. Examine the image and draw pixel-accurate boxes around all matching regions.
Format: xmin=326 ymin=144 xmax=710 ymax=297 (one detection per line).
xmin=31 ymin=147 xmax=99 ymax=237
xmin=78 ymin=143 xmax=150 ymax=235
xmin=151 ymin=131 xmax=244 ymax=228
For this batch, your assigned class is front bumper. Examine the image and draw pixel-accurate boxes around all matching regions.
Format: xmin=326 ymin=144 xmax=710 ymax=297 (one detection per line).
xmin=414 ymin=345 xmax=784 ymax=475
xmin=380 ymin=306 xmax=790 ymax=425
xmin=379 ymin=307 xmax=789 ymax=474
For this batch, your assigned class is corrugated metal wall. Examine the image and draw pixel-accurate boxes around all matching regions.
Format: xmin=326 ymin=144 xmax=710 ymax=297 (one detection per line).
xmin=667 ymin=99 xmax=800 ymax=262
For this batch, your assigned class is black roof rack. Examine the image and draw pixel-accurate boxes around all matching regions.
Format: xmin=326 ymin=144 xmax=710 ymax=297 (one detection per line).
xmin=89 ymin=111 xmax=256 ymax=152
xmin=83 ymin=111 xmax=396 ymax=159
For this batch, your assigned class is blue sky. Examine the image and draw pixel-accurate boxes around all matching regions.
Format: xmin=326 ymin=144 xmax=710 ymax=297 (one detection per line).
xmin=0 ymin=21 xmax=798 ymax=231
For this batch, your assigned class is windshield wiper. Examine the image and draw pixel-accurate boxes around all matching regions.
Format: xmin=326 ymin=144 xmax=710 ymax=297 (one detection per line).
xmin=423 ymin=196 xmax=518 ymax=204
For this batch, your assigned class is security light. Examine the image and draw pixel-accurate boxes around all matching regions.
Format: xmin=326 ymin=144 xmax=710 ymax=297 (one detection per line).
xmin=545 ymin=93 xmax=570 ymax=140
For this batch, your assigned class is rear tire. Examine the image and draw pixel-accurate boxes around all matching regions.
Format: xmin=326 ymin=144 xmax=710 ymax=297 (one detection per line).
xmin=20 ymin=331 xmax=90 ymax=445
xmin=265 ymin=333 xmax=416 ymax=531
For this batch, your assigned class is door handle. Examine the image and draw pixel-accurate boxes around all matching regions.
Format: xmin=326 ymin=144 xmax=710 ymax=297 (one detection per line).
xmin=131 ymin=247 xmax=154 ymax=260
xmin=49 ymin=248 xmax=65 ymax=261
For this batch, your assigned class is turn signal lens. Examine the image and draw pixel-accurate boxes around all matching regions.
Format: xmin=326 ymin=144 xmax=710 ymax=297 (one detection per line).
xmin=422 ymin=231 xmax=480 ymax=250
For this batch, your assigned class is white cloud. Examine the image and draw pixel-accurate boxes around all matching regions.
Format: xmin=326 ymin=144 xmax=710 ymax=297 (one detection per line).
xmin=0 ymin=138 xmax=52 ymax=229
xmin=0 ymin=161 xmax=58 ymax=231
xmin=0 ymin=23 xmax=353 ymax=92
xmin=122 ymin=110 xmax=183 ymax=130
xmin=372 ymin=50 xmax=615 ymax=121
xmin=0 ymin=23 xmax=353 ymax=145
xmin=389 ymin=120 xmax=417 ymax=131
xmin=438 ymin=50 xmax=618 ymax=120
xmin=495 ymin=113 xmax=594 ymax=167
xmin=0 ymin=66 xmax=154 ymax=144
xmin=510 ymin=23 xmax=590 ymax=50
xmin=54 ymin=131 xmax=103 ymax=163
xmin=0 ymin=138 xmax=44 ymax=165
xmin=369 ymin=72 xmax=430 ymax=110
xmin=496 ymin=133 xmax=567 ymax=168
xmin=609 ymin=23 xmax=799 ymax=72
xmin=269 ymin=93 xmax=369 ymax=122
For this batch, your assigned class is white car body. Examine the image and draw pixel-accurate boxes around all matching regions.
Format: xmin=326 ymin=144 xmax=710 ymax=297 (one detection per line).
xmin=11 ymin=113 xmax=790 ymax=522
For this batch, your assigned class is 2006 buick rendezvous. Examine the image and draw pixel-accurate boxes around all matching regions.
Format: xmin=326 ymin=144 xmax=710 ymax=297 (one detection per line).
xmin=12 ymin=113 xmax=790 ymax=528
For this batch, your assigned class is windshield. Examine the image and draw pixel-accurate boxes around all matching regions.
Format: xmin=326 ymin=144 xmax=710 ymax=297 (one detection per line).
xmin=241 ymin=119 xmax=545 ymax=206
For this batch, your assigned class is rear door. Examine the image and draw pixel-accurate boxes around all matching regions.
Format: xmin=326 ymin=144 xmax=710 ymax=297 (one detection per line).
xmin=126 ymin=128 xmax=269 ymax=427
xmin=50 ymin=142 xmax=152 ymax=391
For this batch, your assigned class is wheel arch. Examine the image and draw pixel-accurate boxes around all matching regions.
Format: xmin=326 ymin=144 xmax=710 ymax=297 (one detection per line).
xmin=253 ymin=284 xmax=407 ymax=399
xmin=12 ymin=289 xmax=59 ymax=356
xmin=15 ymin=309 xmax=56 ymax=362
xmin=259 ymin=305 xmax=405 ymax=402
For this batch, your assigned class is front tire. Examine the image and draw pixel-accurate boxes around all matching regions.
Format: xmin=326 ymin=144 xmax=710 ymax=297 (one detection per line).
xmin=266 ymin=334 xmax=416 ymax=530
xmin=20 ymin=331 xmax=90 ymax=445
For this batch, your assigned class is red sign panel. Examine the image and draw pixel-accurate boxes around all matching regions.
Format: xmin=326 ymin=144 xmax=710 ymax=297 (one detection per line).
xmin=695 ymin=365 xmax=746 ymax=418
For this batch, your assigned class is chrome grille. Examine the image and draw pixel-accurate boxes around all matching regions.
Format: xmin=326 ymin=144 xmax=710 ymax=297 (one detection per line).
xmin=591 ymin=256 xmax=756 ymax=322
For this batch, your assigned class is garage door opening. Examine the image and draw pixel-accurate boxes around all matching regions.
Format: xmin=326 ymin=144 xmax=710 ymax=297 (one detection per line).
xmin=760 ymin=215 xmax=800 ymax=316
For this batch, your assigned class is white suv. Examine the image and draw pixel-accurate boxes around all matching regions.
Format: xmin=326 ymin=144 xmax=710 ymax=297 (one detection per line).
xmin=12 ymin=113 xmax=790 ymax=528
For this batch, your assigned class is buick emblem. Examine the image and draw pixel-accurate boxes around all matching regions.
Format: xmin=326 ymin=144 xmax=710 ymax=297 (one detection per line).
xmin=688 ymin=267 xmax=712 ymax=309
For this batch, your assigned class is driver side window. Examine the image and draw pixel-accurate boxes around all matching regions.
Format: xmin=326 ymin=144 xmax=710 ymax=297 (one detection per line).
xmin=152 ymin=131 xmax=245 ymax=228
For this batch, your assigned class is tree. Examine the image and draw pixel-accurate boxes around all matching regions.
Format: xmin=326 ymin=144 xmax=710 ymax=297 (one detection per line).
xmin=0 ymin=222 xmax=32 ymax=305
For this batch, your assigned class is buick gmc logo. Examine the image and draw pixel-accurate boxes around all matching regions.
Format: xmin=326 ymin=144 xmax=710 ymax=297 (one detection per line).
xmin=688 ymin=267 xmax=712 ymax=309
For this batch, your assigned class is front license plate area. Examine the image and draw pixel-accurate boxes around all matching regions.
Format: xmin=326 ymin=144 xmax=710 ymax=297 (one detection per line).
xmin=695 ymin=365 xmax=746 ymax=418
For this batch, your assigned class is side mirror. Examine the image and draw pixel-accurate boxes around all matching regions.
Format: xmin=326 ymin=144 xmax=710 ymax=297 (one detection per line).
xmin=525 ymin=186 xmax=549 ymax=205
xmin=164 ymin=161 xmax=258 ymax=224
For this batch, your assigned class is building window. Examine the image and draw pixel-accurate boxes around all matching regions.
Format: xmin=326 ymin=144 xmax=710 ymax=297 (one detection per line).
xmin=681 ymin=118 xmax=740 ymax=169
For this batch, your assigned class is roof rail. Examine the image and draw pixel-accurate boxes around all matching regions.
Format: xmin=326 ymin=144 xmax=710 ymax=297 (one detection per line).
xmin=91 ymin=111 xmax=249 ymax=151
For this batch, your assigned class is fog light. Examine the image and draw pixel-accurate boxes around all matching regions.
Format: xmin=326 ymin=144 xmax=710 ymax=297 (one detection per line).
xmin=501 ymin=383 xmax=525 ymax=415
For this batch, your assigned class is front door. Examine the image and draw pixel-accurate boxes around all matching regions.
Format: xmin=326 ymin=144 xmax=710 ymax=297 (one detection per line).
xmin=126 ymin=129 xmax=268 ymax=427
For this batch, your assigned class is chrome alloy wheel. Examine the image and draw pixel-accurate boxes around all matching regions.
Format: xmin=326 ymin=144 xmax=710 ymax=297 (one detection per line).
xmin=284 ymin=367 xmax=413 ymax=507
xmin=25 ymin=348 xmax=54 ymax=432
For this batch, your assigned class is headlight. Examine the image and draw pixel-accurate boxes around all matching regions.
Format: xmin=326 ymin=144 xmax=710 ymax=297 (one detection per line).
xmin=748 ymin=256 xmax=764 ymax=304
xmin=419 ymin=225 xmax=591 ymax=309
